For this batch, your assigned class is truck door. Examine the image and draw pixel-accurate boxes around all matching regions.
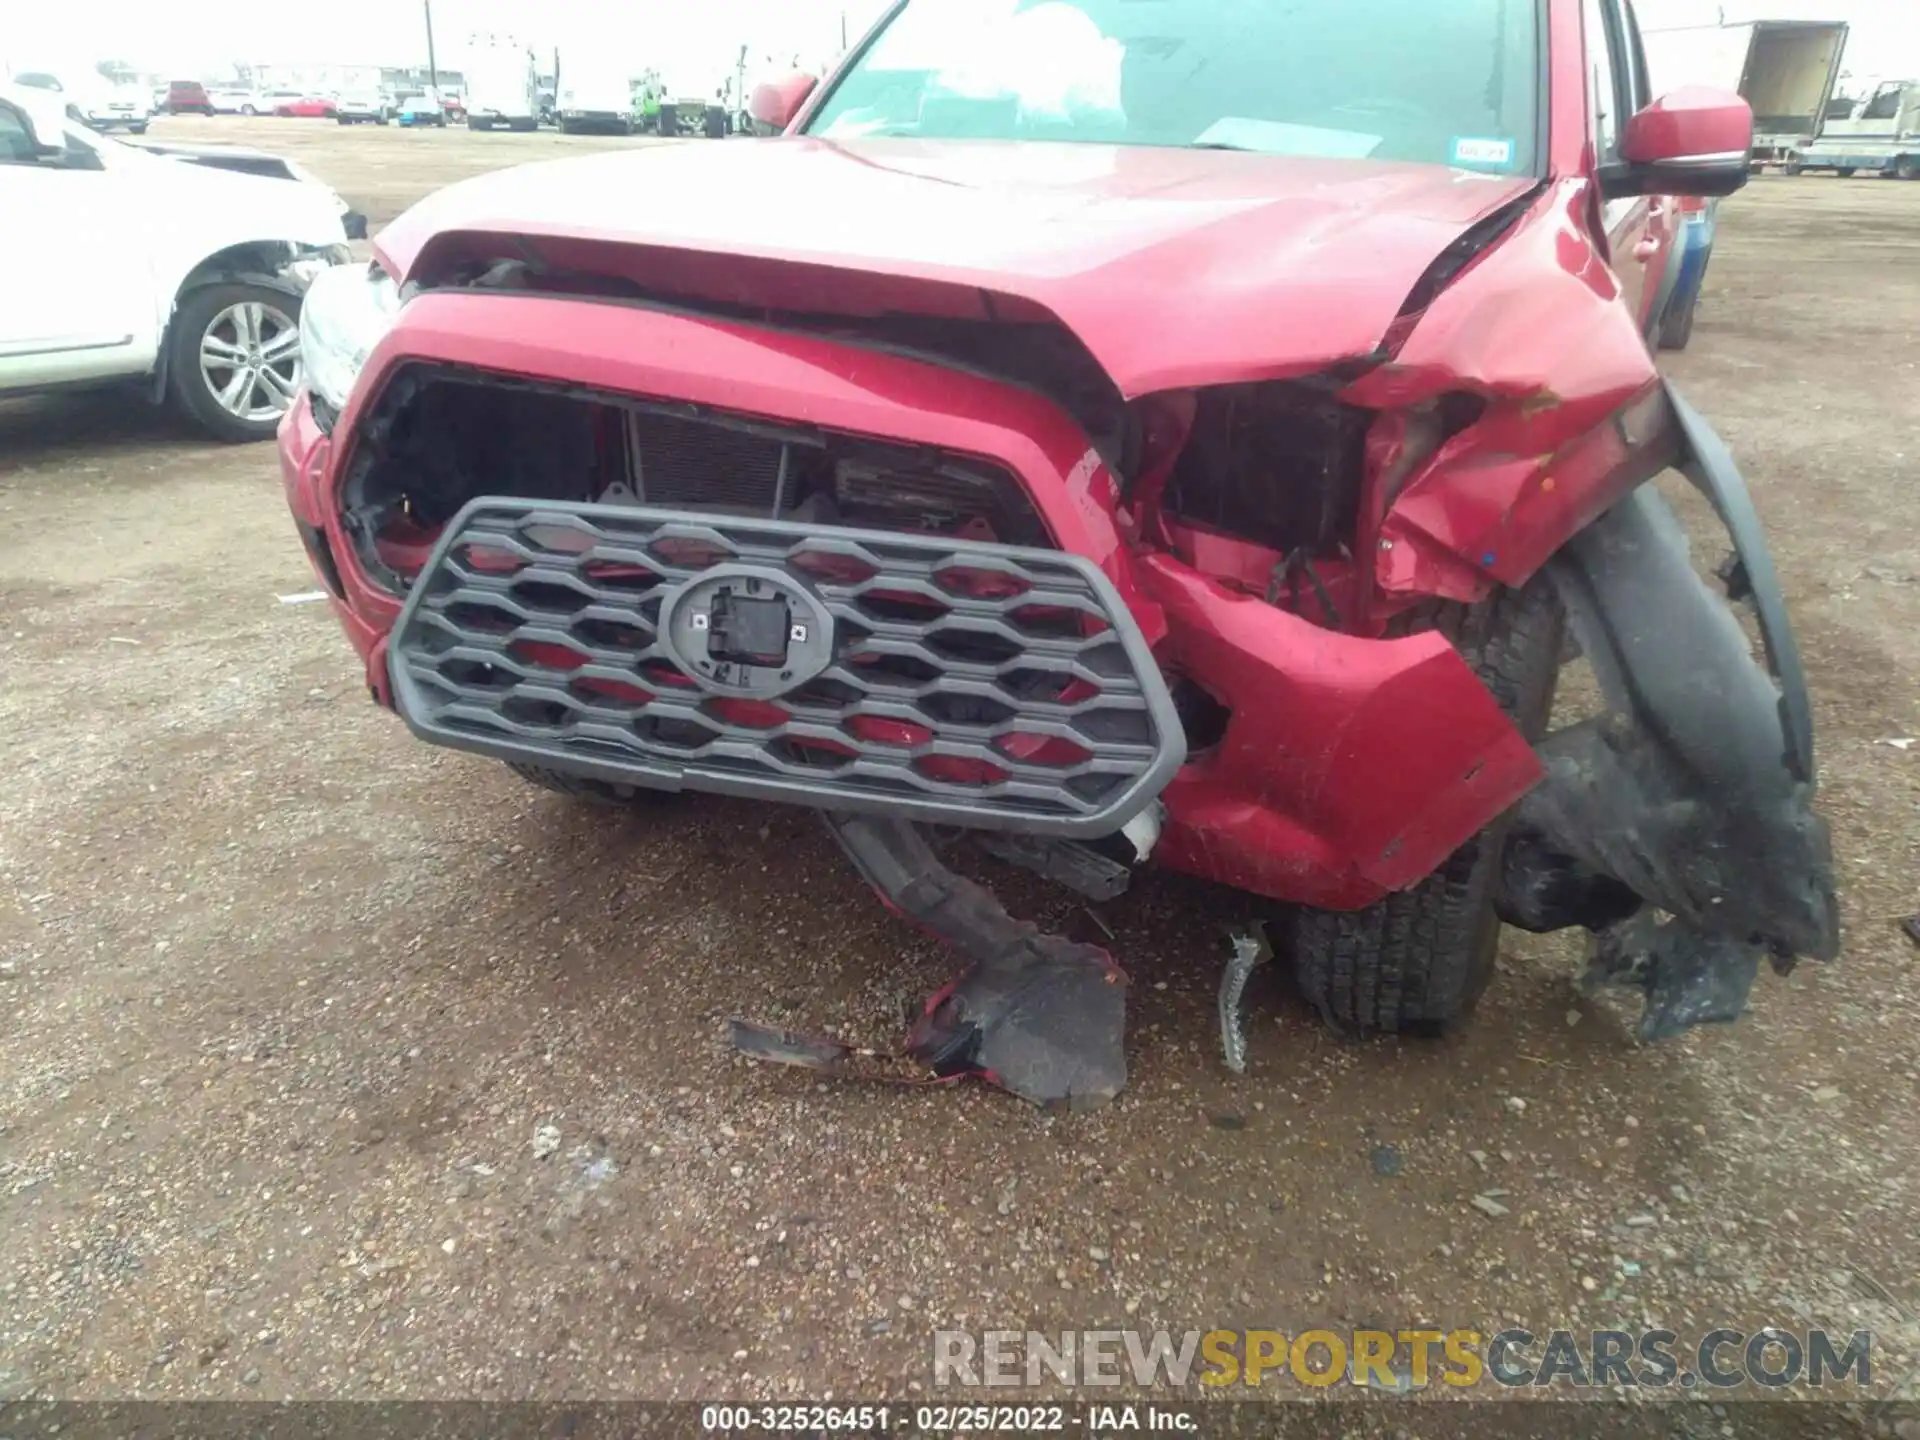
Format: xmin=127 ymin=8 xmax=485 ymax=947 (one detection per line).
xmin=1584 ymin=0 xmax=1673 ymax=337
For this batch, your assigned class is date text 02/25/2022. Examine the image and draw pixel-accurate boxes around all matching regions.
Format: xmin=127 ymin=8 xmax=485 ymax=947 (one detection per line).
xmin=698 ymin=1403 xmax=1198 ymax=1433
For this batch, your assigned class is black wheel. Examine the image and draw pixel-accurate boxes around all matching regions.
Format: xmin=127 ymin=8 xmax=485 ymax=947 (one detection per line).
xmin=167 ymin=281 xmax=303 ymax=443
xmin=241 ymin=104 xmax=257 ymax=115
xmin=1897 ymin=156 xmax=1917 ymax=181
xmin=1783 ymin=159 xmax=1804 ymax=176
xmin=558 ymin=116 xmax=575 ymax=134
xmin=469 ymin=116 xmax=492 ymax=131
xmin=1289 ymin=577 xmax=1565 ymax=1035
xmin=1657 ymin=292 xmax=1697 ymax=351
xmin=506 ymin=762 xmax=676 ymax=808
xmin=1657 ymin=254 xmax=1709 ymax=352
xmin=128 ymin=122 xmax=148 ymax=135
xmin=1837 ymin=167 xmax=1857 ymax=178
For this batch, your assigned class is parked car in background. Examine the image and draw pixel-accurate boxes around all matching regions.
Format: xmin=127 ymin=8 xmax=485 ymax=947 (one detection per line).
xmin=208 ymin=87 xmax=267 ymax=116
xmin=1787 ymin=80 xmax=1920 ymax=179
xmin=395 ymin=92 xmax=448 ymax=128
xmin=555 ymin=54 xmax=635 ymax=133
xmin=0 ymin=70 xmax=147 ymax=134
xmin=0 ymin=82 xmax=351 ymax=441
xmin=336 ymin=91 xmax=390 ymax=125
xmin=164 ymin=80 xmax=214 ymax=115
xmin=81 ymin=82 xmax=154 ymax=134
xmin=284 ymin=0 xmax=1836 ymax=1110
xmin=273 ymin=93 xmax=338 ymax=119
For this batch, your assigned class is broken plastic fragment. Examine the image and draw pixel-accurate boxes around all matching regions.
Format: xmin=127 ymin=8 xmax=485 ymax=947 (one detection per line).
xmin=826 ymin=813 xmax=1129 ymax=1110
xmin=727 ymin=1019 xmax=948 ymax=1087
xmin=1577 ymin=912 xmax=1762 ymax=1042
xmin=1217 ymin=921 xmax=1274 ymax=1075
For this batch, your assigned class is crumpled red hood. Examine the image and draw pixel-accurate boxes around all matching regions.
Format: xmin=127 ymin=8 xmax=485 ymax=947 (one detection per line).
xmin=377 ymin=138 xmax=1536 ymax=398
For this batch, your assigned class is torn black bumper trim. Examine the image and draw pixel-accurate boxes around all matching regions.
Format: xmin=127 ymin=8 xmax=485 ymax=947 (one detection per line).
xmin=824 ymin=813 xmax=1128 ymax=1109
xmin=1498 ymin=400 xmax=1839 ymax=1038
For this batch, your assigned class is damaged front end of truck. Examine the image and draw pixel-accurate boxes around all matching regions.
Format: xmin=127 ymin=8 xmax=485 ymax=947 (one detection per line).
xmin=281 ymin=160 xmax=1837 ymax=1109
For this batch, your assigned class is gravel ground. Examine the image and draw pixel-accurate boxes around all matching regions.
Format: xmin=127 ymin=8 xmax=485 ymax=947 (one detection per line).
xmin=1 ymin=120 xmax=1917 ymax=1437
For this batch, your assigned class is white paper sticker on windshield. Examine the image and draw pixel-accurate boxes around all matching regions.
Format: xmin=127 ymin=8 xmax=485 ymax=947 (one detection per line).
xmin=1451 ymin=136 xmax=1516 ymax=168
xmin=1195 ymin=117 xmax=1382 ymax=158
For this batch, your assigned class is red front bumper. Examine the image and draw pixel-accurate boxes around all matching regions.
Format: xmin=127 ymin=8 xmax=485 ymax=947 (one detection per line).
xmin=278 ymin=292 xmax=1540 ymax=911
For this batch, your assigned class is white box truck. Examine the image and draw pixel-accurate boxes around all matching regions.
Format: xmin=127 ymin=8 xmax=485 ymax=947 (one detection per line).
xmin=465 ymin=34 xmax=539 ymax=132
xmin=1641 ymin=19 xmax=1849 ymax=167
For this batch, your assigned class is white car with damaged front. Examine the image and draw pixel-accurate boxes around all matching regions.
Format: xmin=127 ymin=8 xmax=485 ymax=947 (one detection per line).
xmin=0 ymin=82 xmax=352 ymax=441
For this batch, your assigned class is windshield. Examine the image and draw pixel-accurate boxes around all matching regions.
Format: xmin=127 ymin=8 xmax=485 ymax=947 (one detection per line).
xmin=806 ymin=0 xmax=1539 ymax=173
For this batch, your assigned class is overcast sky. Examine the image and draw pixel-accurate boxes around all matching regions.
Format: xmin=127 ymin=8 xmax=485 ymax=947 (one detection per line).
xmin=5 ymin=0 xmax=1914 ymax=87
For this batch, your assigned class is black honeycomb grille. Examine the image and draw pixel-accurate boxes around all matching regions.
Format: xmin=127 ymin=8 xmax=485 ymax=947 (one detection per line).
xmin=387 ymin=500 xmax=1185 ymax=836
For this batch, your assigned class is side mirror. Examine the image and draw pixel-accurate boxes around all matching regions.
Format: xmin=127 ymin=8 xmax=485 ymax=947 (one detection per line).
xmin=1603 ymin=87 xmax=1753 ymax=199
xmin=748 ymin=72 xmax=817 ymax=136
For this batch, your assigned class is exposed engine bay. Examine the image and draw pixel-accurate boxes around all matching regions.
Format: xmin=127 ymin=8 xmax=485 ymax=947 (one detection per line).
xmin=340 ymin=364 xmax=1054 ymax=594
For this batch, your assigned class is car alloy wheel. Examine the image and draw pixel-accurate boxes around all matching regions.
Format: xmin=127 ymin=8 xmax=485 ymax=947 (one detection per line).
xmin=198 ymin=299 xmax=302 ymax=424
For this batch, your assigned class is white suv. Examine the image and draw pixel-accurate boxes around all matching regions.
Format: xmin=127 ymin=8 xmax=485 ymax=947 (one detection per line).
xmin=0 ymin=83 xmax=351 ymax=441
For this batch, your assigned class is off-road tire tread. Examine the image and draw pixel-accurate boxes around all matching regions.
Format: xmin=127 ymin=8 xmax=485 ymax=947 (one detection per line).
xmin=1291 ymin=578 xmax=1563 ymax=1035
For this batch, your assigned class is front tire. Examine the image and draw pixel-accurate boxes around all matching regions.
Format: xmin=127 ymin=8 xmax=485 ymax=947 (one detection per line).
xmin=1657 ymin=255 xmax=1709 ymax=352
xmin=1657 ymin=293 xmax=1697 ymax=350
xmin=1897 ymin=156 xmax=1917 ymax=181
xmin=1289 ymin=578 xmax=1564 ymax=1035
xmin=167 ymin=282 xmax=303 ymax=443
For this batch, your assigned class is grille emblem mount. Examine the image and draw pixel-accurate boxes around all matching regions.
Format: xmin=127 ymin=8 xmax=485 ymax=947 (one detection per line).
xmin=659 ymin=564 xmax=837 ymax=698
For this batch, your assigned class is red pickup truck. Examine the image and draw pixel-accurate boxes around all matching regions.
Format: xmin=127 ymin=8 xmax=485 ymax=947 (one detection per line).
xmin=282 ymin=0 xmax=1836 ymax=1108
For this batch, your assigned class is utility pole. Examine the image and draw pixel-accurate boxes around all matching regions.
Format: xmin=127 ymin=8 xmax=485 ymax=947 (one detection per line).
xmin=424 ymin=0 xmax=440 ymax=90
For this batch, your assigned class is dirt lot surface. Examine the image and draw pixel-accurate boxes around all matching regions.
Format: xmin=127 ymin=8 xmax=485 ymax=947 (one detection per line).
xmin=2 ymin=118 xmax=1917 ymax=1434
